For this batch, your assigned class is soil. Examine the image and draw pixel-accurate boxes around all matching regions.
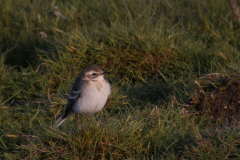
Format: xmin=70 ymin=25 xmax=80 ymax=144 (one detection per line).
xmin=187 ymin=76 xmax=240 ymax=126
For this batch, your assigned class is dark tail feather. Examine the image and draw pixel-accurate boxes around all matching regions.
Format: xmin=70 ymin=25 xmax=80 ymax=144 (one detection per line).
xmin=53 ymin=112 xmax=71 ymax=128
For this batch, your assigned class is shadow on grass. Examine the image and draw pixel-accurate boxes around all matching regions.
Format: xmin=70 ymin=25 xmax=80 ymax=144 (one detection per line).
xmin=124 ymin=81 xmax=188 ymax=106
xmin=2 ymin=38 xmax=56 ymax=69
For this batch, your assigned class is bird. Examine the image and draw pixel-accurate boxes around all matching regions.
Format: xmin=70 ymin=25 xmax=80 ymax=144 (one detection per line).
xmin=53 ymin=65 xmax=111 ymax=128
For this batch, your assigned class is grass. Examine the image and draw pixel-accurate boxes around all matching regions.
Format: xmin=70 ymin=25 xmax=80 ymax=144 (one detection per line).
xmin=0 ymin=0 xmax=240 ymax=159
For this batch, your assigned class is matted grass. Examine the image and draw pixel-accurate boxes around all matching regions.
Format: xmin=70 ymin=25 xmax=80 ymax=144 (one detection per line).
xmin=1 ymin=0 xmax=240 ymax=159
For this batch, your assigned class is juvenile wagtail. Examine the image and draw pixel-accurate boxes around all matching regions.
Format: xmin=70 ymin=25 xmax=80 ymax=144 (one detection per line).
xmin=53 ymin=65 xmax=111 ymax=128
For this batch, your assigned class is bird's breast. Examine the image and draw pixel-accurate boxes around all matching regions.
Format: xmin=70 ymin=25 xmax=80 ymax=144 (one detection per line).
xmin=73 ymin=80 xmax=110 ymax=115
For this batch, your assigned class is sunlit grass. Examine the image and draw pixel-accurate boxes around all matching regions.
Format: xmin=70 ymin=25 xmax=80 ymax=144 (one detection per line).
xmin=1 ymin=0 xmax=240 ymax=159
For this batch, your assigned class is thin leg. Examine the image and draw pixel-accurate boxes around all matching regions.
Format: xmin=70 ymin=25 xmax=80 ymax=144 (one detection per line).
xmin=98 ymin=110 xmax=103 ymax=128
xmin=75 ymin=114 xmax=82 ymax=130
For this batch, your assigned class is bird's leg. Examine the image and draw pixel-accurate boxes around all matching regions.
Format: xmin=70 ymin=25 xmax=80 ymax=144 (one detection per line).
xmin=98 ymin=110 xmax=103 ymax=128
xmin=75 ymin=114 xmax=82 ymax=130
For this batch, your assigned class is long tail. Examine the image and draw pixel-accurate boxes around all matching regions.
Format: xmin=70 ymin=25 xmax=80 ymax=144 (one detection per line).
xmin=53 ymin=112 xmax=71 ymax=128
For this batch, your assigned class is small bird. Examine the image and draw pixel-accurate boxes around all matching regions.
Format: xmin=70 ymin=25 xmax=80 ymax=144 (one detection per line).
xmin=53 ymin=65 xmax=111 ymax=128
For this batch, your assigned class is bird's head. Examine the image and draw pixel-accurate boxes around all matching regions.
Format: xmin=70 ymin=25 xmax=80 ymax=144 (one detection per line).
xmin=83 ymin=65 xmax=110 ymax=81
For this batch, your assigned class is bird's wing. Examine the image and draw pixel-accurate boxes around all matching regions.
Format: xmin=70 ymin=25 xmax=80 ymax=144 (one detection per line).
xmin=53 ymin=80 xmax=85 ymax=128
xmin=63 ymin=82 xmax=84 ymax=116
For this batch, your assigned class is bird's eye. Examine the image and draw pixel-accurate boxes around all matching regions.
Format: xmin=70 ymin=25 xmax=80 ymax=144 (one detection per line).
xmin=92 ymin=73 xmax=96 ymax=75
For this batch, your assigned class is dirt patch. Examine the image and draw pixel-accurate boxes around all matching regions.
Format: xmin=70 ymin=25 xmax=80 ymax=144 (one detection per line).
xmin=187 ymin=75 xmax=240 ymax=126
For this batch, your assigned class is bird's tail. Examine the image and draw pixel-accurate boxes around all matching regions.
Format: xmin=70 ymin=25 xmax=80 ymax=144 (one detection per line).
xmin=53 ymin=112 xmax=71 ymax=128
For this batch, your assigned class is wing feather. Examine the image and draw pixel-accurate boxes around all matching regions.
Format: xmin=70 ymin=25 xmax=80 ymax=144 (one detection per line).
xmin=53 ymin=76 xmax=86 ymax=128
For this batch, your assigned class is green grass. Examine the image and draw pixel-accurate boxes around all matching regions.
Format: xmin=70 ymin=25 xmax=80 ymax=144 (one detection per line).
xmin=1 ymin=0 xmax=240 ymax=159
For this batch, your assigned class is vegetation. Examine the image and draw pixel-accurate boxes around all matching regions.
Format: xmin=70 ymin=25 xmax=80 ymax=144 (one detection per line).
xmin=1 ymin=0 xmax=240 ymax=159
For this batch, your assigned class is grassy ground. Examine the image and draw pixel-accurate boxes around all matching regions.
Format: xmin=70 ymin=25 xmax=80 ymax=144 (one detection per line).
xmin=1 ymin=0 xmax=240 ymax=159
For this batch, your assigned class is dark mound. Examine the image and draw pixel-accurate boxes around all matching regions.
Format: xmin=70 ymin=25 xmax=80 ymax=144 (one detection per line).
xmin=187 ymin=75 xmax=240 ymax=127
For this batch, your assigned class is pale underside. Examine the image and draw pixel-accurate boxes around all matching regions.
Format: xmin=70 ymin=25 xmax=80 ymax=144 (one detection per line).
xmin=72 ymin=78 xmax=111 ymax=115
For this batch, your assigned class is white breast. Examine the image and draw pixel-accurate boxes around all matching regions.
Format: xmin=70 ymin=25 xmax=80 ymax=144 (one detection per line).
xmin=72 ymin=79 xmax=111 ymax=115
